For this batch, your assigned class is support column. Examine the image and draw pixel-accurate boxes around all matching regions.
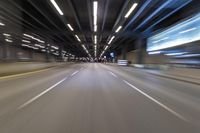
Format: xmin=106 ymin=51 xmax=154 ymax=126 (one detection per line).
xmin=121 ymin=45 xmax=128 ymax=60
xmin=58 ymin=45 xmax=64 ymax=62
xmin=136 ymin=38 xmax=146 ymax=64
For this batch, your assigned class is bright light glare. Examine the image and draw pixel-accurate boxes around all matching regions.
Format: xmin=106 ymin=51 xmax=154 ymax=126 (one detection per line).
xmin=125 ymin=3 xmax=138 ymax=18
xmin=67 ymin=24 xmax=74 ymax=31
xmin=175 ymin=54 xmax=200 ymax=58
xmin=165 ymin=52 xmax=187 ymax=56
xmin=50 ymin=0 xmax=64 ymax=15
xmin=148 ymin=51 xmax=161 ymax=55
xmin=94 ymin=25 xmax=97 ymax=32
xmin=115 ymin=26 xmax=122 ymax=33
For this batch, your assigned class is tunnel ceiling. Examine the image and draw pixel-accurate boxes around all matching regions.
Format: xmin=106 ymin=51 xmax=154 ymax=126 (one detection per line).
xmin=0 ymin=0 xmax=199 ymax=57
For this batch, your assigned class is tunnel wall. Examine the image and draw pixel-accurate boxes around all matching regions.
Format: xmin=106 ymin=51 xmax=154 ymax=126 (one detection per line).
xmin=0 ymin=43 xmax=57 ymax=62
xmin=0 ymin=62 xmax=68 ymax=76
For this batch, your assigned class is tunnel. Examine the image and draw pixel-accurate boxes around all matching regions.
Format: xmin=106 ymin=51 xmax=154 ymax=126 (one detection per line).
xmin=0 ymin=0 xmax=200 ymax=133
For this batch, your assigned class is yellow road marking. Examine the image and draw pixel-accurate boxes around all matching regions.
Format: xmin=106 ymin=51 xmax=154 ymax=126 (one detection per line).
xmin=0 ymin=67 xmax=54 ymax=80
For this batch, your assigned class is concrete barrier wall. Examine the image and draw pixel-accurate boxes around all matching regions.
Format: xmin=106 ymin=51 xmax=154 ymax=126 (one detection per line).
xmin=0 ymin=43 xmax=57 ymax=62
xmin=0 ymin=62 xmax=68 ymax=76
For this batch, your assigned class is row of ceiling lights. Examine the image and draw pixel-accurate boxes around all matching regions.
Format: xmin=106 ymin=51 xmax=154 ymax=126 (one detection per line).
xmin=93 ymin=1 xmax=98 ymax=57
xmin=100 ymin=2 xmax=138 ymax=57
xmin=50 ymin=0 xmax=91 ymax=58
xmin=50 ymin=0 xmax=138 ymax=58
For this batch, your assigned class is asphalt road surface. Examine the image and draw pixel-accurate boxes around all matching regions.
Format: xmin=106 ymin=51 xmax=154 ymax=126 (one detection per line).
xmin=0 ymin=63 xmax=200 ymax=133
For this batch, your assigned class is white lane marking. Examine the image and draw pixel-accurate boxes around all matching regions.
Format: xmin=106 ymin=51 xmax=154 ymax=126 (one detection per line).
xmin=123 ymin=80 xmax=189 ymax=122
xmin=108 ymin=71 xmax=118 ymax=78
xmin=71 ymin=67 xmax=83 ymax=77
xmin=71 ymin=70 xmax=79 ymax=77
xmin=18 ymin=77 xmax=68 ymax=110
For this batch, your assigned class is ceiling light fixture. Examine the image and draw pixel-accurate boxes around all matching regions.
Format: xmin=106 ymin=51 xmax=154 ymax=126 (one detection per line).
xmin=115 ymin=26 xmax=122 ymax=33
xmin=105 ymin=45 xmax=108 ymax=50
xmin=94 ymin=35 xmax=97 ymax=44
xmin=22 ymin=40 xmax=31 ymax=43
xmin=108 ymin=36 xmax=115 ymax=44
xmin=50 ymin=0 xmax=64 ymax=15
xmin=93 ymin=1 xmax=98 ymax=32
xmin=67 ymin=24 xmax=74 ymax=31
xmin=125 ymin=3 xmax=138 ymax=18
xmin=75 ymin=35 xmax=81 ymax=42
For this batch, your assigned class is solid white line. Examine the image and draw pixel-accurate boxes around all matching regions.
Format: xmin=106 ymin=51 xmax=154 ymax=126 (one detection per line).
xmin=17 ymin=77 xmax=68 ymax=110
xmin=123 ymin=80 xmax=189 ymax=122
xmin=108 ymin=71 xmax=118 ymax=78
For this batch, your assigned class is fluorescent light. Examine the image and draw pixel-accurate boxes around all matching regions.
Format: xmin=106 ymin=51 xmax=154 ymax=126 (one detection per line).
xmin=3 ymin=33 xmax=11 ymax=36
xmin=94 ymin=35 xmax=97 ymax=44
xmin=23 ymin=34 xmax=33 ymax=38
xmin=93 ymin=1 xmax=98 ymax=32
xmin=51 ymin=45 xmax=59 ymax=50
xmin=22 ymin=40 xmax=31 ymax=43
xmin=125 ymin=3 xmax=138 ymax=18
xmin=105 ymin=45 xmax=109 ymax=50
xmin=5 ymin=39 xmax=12 ymax=43
xmin=0 ymin=22 xmax=5 ymax=26
xmin=75 ymin=35 xmax=81 ymax=42
xmin=179 ymin=27 xmax=197 ymax=34
xmin=82 ymin=45 xmax=86 ymax=49
xmin=93 ymin=1 xmax=98 ymax=19
xmin=67 ymin=24 xmax=74 ymax=31
xmin=21 ymin=44 xmax=29 ymax=47
xmin=50 ymin=0 xmax=64 ymax=15
xmin=108 ymin=36 xmax=115 ymax=44
xmin=23 ymin=34 xmax=45 ymax=43
xmin=94 ymin=25 xmax=97 ymax=32
xmin=35 ymin=44 xmax=45 ymax=48
xmin=115 ymin=26 xmax=122 ymax=33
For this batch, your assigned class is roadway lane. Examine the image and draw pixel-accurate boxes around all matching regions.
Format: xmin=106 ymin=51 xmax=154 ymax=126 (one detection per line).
xmin=0 ymin=63 xmax=199 ymax=133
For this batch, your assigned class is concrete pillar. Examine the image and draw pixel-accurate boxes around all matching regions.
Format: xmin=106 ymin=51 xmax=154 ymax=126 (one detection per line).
xmin=136 ymin=38 xmax=146 ymax=64
xmin=45 ymin=43 xmax=50 ymax=62
xmin=58 ymin=45 xmax=64 ymax=62
xmin=121 ymin=45 xmax=128 ymax=60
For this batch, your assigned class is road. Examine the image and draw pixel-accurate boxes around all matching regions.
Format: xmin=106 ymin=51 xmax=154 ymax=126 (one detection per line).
xmin=0 ymin=63 xmax=199 ymax=133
